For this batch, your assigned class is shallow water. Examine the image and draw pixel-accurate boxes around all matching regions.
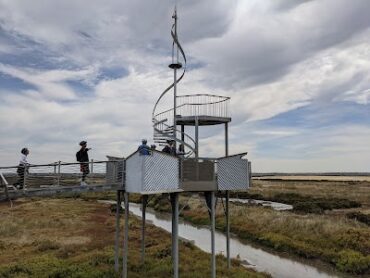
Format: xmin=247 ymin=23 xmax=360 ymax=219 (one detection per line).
xmin=99 ymin=200 xmax=340 ymax=278
xmin=229 ymin=198 xmax=293 ymax=211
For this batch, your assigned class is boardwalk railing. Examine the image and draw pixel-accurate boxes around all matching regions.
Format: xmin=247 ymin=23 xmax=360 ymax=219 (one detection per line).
xmin=0 ymin=159 xmax=124 ymax=194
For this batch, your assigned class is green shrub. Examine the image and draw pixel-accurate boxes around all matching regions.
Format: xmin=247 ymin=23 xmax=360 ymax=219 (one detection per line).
xmin=293 ymin=202 xmax=324 ymax=214
xmin=335 ymin=250 xmax=370 ymax=274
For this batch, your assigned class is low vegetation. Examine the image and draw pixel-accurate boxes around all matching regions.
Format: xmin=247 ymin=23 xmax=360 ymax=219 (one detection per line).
xmin=118 ymin=187 xmax=370 ymax=275
xmin=346 ymin=212 xmax=370 ymax=226
xmin=75 ymin=177 xmax=370 ymax=275
xmin=0 ymin=198 xmax=267 ymax=278
xmin=179 ymin=196 xmax=370 ymax=275
xmin=248 ymin=179 xmax=370 ymax=207
xmin=228 ymin=191 xmax=362 ymax=214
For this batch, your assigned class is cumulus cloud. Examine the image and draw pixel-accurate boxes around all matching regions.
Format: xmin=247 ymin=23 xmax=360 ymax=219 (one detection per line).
xmin=0 ymin=0 xmax=369 ymax=172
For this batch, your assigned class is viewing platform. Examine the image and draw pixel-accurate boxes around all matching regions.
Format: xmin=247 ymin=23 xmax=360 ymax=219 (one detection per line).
xmin=154 ymin=94 xmax=231 ymax=127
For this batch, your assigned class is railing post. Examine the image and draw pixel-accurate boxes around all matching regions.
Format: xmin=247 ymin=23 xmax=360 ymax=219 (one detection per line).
xmin=90 ymin=159 xmax=94 ymax=174
xmin=57 ymin=161 xmax=61 ymax=187
xmin=23 ymin=166 xmax=27 ymax=192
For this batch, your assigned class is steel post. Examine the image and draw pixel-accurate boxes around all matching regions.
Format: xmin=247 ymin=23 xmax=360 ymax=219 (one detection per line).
xmin=141 ymin=195 xmax=148 ymax=264
xmin=174 ymin=67 xmax=177 ymax=147
xmin=225 ymin=122 xmax=230 ymax=268
xmin=225 ymin=123 xmax=229 ymax=156
xmin=195 ymin=117 xmax=199 ymax=180
xmin=57 ymin=160 xmax=61 ymax=187
xmin=170 ymin=193 xmax=179 ymax=278
xmin=23 ymin=166 xmax=27 ymax=191
xmin=90 ymin=159 xmax=94 ymax=173
xmin=226 ymin=191 xmax=230 ymax=268
xmin=122 ymin=192 xmax=129 ymax=278
xmin=181 ymin=125 xmax=185 ymax=142
xmin=211 ymin=191 xmax=216 ymax=278
xmin=114 ymin=190 xmax=121 ymax=272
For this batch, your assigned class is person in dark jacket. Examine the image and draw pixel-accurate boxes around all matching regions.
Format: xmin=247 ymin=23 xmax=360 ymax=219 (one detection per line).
xmin=162 ymin=140 xmax=176 ymax=156
xmin=178 ymin=144 xmax=185 ymax=159
xmin=138 ymin=139 xmax=150 ymax=155
xmin=76 ymin=141 xmax=91 ymax=186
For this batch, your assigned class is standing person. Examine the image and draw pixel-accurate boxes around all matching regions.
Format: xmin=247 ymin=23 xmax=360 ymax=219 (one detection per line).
xmin=138 ymin=139 xmax=150 ymax=155
xmin=170 ymin=140 xmax=177 ymax=156
xmin=14 ymin=147 xmax=30 ymax=189
xmin=162 ymin=140 xmax=172 ymax=154
xmin=76 ymin=141 xmax=91 ymax=186
xmin=178 ymin=144 xmax=185 ymax=159
xmin=162 ymin=140 xmax=177 ymax=156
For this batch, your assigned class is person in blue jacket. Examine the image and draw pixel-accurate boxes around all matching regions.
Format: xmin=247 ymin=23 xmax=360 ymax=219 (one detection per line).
xmin=138 ymin=139 xmax=150 ymax=155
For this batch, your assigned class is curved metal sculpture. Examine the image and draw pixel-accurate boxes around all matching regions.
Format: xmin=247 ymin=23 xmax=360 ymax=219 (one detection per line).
xmin=152 ymin=8 xmax=196 ymax=156
xmin=152 ymin=9 xmax=231 ymax=158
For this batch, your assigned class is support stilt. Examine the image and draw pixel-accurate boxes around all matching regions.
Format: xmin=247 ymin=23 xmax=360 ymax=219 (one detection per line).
xmin=224 ymin=122 xmax=230 ymax=269
xmin=226 ymin=191 xmax=230 ymax=268
xmin=122 ymin=192 xmax=129 ymax=278
xmin=114 ymin=190 xmax=121 ymax=272
xmin=170 ymin=193 xmax=179 ymax=278
xmin=141 ymin=195 xmax=148 ymax=264
xmin=211 ymin=191 xmax=216 ymax=278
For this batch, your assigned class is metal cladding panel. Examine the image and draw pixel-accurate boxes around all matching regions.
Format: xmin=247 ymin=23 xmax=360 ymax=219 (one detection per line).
xmin=106 ymin=156 xmax=124 ymax=186
xmin=125 ymin=152 xmax=144 ymax=193
xmin=217 ymin=154 xmax=249 ymax=190
xmin=143 ymin=152 xmax=180 ymax=192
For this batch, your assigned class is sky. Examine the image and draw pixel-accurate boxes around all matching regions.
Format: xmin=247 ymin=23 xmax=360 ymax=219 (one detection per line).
xmin=0 ymin=0 xmax=369 ymax=172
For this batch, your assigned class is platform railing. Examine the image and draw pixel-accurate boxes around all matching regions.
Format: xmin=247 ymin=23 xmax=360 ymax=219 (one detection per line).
xmin=0 ymin=159 xmax=124 ymax=193
xmin=176 ymin=94 xmax=230 ymax=118
xmin=152 ymin=94 xmax=230 ymax=156
xmin=154 ymin=94 xmax=230 ymax=122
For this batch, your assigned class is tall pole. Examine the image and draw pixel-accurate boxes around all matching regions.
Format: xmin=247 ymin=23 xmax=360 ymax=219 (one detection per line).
xmin=141 ymin=195 xmax=148 ymax=264
xmin=114 ymin=190 xmax=121 ymax=272
xmin=122 ymin=192 xmax=129 ymax=278
xmin=171 ymin=193 xmax=179 ymax=278
xmin=211 ymin=191 xmax=216 ymax=278
xmin=195 ymin=117 xmax=199 ymax=180
xmin=225 ymin=122 xmax=230 ymax=268
xmin=173 ymin=9 xmax=178 ymax=148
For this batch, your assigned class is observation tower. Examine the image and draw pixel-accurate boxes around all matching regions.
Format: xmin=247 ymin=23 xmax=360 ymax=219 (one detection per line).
xmin=123 ymin=8 xmax=252 ymax=278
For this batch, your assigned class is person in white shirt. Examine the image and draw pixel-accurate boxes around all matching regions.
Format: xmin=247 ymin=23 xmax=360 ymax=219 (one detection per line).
xmin=14 ymin=148 xmax=30 ymax=189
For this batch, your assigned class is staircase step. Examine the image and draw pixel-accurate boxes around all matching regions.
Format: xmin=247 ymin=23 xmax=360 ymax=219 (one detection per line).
xmin=153 ymin=118 xmax=168 ymax=124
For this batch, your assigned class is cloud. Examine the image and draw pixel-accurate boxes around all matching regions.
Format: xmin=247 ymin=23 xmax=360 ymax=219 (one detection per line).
xmin=0 ymin=0 xmax=369 ymax=172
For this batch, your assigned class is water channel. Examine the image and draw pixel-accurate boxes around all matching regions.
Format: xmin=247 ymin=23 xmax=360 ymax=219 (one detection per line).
xmin=99 ymin=200 xmax=342 ymax=278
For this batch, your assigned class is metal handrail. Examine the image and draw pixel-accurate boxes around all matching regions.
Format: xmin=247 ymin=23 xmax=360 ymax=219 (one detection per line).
xmin=154 ymin=94 xmax=230 ymax=118
xmin=177 ymin=93 xmax=230 ymax=100
xmin=0 ymin=160 xmax=124 ymax=170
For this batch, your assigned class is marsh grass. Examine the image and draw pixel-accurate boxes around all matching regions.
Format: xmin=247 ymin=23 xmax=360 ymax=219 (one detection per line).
xmin=0 ymin=199 xmax=267 ymax=278
xmin=249 ymin=179 xmax=370 ymax=207
xmin=178 ymin=197 xmax=370 ymax=274
xmin=78 ymin=179 xmax=370 ymax=275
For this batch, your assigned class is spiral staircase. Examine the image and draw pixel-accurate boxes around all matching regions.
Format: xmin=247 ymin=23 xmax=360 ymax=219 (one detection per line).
xmin=152 ymin=9 xmax=230 ymax=158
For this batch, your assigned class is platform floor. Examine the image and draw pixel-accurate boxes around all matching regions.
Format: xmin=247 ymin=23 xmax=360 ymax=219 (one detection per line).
xmin=176 ymin=115 xmax=231 ymax=126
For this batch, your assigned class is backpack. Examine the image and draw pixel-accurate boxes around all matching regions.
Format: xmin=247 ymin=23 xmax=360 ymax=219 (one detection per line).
xmin=76 ymin=151 xmax=81 ymax=162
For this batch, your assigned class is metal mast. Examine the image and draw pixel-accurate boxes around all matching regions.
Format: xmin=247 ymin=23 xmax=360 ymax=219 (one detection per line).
xmin=169 ymin=7 xmax=182 ymax=148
